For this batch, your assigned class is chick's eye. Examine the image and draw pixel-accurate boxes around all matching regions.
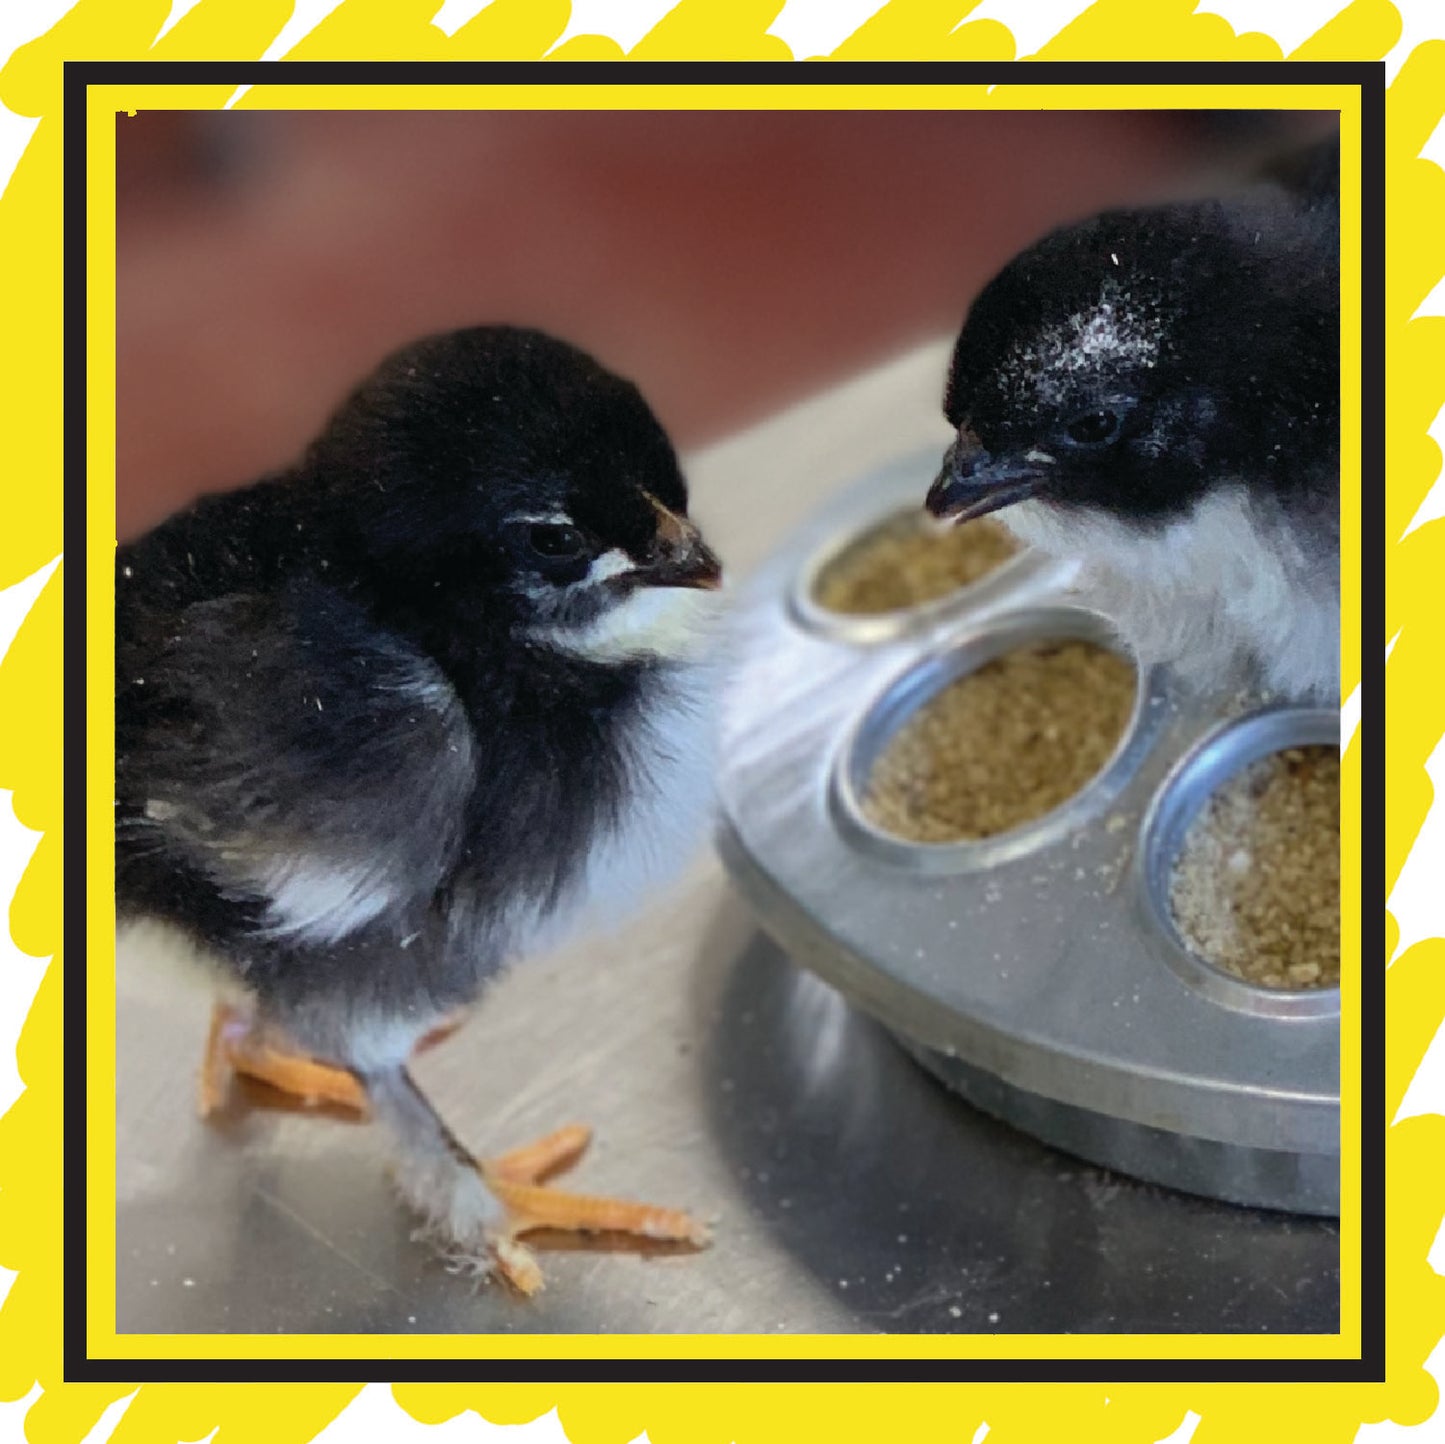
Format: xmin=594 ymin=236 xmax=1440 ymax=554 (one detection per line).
xmin=526 ymin=523 xmax=586 ymax=561
xmin=1064 ymin=409 xmax=1121 ymax=446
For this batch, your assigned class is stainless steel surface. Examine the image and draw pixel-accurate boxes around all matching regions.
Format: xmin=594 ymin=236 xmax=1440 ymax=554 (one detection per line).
xmin=117 ymin=901 xmax=1338 ymax=1335
xmin=716 ymin=452 xmax=1340 ymax=1215
xmin=116 ymin=342 xmax=1338 ymax=1334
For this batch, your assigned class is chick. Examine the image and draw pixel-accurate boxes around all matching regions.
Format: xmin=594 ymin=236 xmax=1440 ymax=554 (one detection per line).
xmin=116 ymin=326 xmax=722 ymax=1292
xmin=926 ymin=137 xmax=1339 ymax=702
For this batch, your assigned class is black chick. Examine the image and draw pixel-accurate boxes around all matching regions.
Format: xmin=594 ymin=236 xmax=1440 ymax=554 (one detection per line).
xmin=927 ymin=137 xmax=1339 ymax=702
xmin=116 ymin=326 xmax=723 ymax=1291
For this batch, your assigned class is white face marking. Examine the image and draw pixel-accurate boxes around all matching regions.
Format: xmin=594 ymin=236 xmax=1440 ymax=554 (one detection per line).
xmin=1024 ymin=449 xmax=1056 ymax=465
xmin=512 ymin=510 xmax=573 ymax=526
xmin=587 ymin=548 xmax=636 ymax=583
xmin=540 ymin=585 xmax=723 ymax=663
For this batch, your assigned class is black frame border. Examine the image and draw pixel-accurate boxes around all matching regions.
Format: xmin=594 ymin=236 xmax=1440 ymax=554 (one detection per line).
xmin=64 ymin=58 xmax=1386 ymax=1386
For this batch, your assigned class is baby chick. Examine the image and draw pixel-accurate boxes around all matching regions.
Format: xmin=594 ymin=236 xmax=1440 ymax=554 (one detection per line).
xmin=927 ymin=137 xmax=1339 ymax=702
xmin=116 ymin=326 xmax=722 ymax=1291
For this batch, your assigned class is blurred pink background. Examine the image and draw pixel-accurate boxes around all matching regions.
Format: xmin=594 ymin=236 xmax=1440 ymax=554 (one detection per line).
xmin=116 ymin=108 xmax=1332 ymax=540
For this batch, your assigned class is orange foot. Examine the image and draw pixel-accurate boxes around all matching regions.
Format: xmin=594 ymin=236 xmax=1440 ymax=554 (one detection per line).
xmin=198 ymin=1002 xmax=370 ymax=1117
xmin=479 ymin=1124 xmax=711 ymax=1295
xmin=197 ymin=1002 xmax=469 ymax=1118
xmin=196 ymin=1004 xmax=709 ymax=1295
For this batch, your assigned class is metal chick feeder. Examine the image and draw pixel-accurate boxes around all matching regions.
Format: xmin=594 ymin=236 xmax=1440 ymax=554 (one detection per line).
xmin=717 ymin=451 xmax=1340 ymax=1217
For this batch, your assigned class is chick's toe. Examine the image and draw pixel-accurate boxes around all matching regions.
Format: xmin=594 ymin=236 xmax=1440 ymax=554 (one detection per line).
xmin=477 ymin=1124 xmax=710 ymax=1295
xmin=197 ymin=1001 xmax=370 ymax=1118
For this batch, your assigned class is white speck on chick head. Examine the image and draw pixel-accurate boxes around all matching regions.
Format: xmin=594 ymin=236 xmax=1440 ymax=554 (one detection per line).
xmin=1003 ymin=283 xmax=1162 ymax=408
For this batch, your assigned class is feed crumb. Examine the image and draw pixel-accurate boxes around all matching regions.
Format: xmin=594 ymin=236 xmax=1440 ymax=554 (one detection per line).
xmin=1169 ymin=745 xmax=1339 ymax=990
xmin=863 ymin=641 xmax=1136 ymax=842
xmin=814 ymin=511 xmax=1019 ymax=615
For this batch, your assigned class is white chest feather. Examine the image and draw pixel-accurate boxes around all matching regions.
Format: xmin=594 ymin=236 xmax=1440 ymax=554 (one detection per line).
xmin=510 ymin=659 xmax=721 ymax=959
xmin=1000 ymin=488 xmax=1339 ymax=702
xmin=508 ymin=587 xmax=729 ymax=957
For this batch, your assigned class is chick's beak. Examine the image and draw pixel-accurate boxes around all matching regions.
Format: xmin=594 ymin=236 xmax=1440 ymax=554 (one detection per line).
xmin=645 ymin=507 xmax=724 ymax=590
xmin=654 ymin=536 xmax=723 ymax=590
xmin=926 ymin=436 xmax=1046 ymax=524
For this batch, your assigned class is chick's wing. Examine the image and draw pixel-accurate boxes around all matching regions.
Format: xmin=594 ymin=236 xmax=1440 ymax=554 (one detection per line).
xmin=117 ymin=579 xmax=475 ymax=944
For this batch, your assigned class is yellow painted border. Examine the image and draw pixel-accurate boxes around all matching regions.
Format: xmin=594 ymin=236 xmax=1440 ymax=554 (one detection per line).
xmin=0 ymin=1 xmax=1432 ymax=1441
xmin=79 ymin=76 xmax=1363 ymax=1372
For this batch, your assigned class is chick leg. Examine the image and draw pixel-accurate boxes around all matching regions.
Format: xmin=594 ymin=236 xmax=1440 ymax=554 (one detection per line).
xmin=365 ymin=1067 xmax=708 ymax=1295
xmin=198 ymin=1001 xmax=369 ymax=1117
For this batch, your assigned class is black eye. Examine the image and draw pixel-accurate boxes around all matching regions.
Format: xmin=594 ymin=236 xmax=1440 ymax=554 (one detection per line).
xmin=1064 ymin=409 xmax=1121 ymax=446
xmin=526 ymin=523 xmax=586 ymax=561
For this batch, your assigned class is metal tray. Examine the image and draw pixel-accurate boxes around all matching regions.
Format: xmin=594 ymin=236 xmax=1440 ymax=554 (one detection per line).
xmin=717 ymin=451 xmax=1340 ymax=1216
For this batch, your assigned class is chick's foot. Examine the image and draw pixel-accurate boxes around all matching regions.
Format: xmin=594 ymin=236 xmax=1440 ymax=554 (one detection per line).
xmin=476 ymin=1124 xmax=711 ymax=1295
xmin=198 ymin=1013 xmax=709 ymax=1296
xmin=198 ymin=1001 xmax=370 ymax=1117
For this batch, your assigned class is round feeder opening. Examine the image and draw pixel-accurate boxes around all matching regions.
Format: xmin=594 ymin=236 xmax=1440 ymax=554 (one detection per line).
xmin=1142 ymin=709 xmax=1340 ymax=1014
xmin=803 ymin=508 xmax=1022 ymax=626
xmin=833 ymin=607 xmax=1151 ymax=870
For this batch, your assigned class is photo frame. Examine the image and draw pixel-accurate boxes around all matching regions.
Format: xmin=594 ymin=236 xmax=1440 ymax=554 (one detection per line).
xmin=0 ymin=5 xmax=1437 ymax=1441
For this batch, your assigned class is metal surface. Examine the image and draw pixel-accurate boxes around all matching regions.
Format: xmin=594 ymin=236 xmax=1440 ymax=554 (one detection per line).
xmin=716 ymin=453 xmax=1340 ymax=1216
xmin=117 ymin=900 xmax=1338 ymax=1335
xmin=115 ymin=341 xmax=1338 ymax=1336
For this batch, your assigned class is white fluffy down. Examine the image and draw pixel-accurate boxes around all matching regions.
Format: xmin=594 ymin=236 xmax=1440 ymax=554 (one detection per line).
xmin=543 ymin=583 xmax=723 ymax=664
xmin=999 ymin=487 xmax=1339 ymax=702
xmin=502 ymin=587 xmax=729 ymax=958
xmin=250 ymin=856 xmax=402 ymax=944
xmin=515 ymin=650 xmax=723 ymax=959
xmin=390 ymin=1148 xmax=503 ymax=1250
